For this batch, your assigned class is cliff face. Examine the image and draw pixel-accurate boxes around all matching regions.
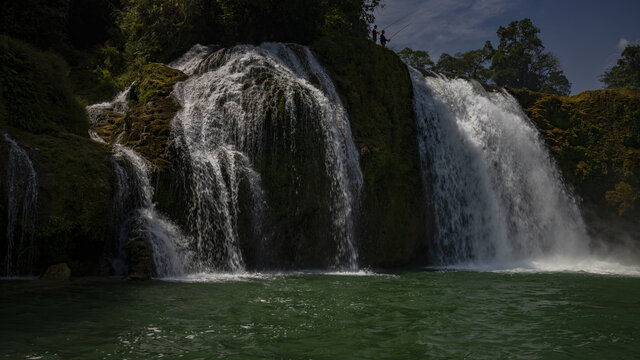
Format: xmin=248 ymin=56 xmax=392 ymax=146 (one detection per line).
xmin=312 ymin=37 xmax=431 ymax=266
xmin=4 ymin=31 xmax=639 ymax=276
xmin=1 ymin=37 xmax=114 ymax=276
xmin=88 ymin=38 xmax=431 ymax=271
xmin=510 ymin=88 xmax=640 ymax=240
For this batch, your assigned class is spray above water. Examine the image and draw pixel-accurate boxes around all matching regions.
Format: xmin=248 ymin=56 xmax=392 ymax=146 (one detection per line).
xmin=410 ymin=70 xmax=592 ymax=269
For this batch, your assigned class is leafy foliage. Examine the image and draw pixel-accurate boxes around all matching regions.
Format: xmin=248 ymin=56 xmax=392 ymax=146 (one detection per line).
xmin=510 ymin=88 xmax=640 ymax=218
xmin=0 ymin=0 xmax=71 ymax=52
xmin=434 ymin=42 xmax=494 ymax=83
xmin=0 ymin=0 xmax=121 ymax=53
xmin=5 ymin=129 xmax=115 ymax=275
xmin=398 ymin=47 xmax=434 ymax=74
xmin=606 ymin=182 xmax=639 ymax=216
xmin=491 ymin=18 xmax=570 ymax=96
xmin=117 ymin=0 xmax=213 ymax=64
xmin=67 ymin=0 xmax=120 ymax=49
xmin=117 ymin=0 xmax=381 ymax=64
xmin=601 ymin=45 xmax=640 ymax=90
xmin=399 ymin=19 xmax=569 ymax=93
xmin=0 ymin=35 xmax=87 ymax=135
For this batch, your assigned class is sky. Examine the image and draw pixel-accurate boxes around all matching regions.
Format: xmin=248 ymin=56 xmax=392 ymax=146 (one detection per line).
xmin=374 ymin=0 xmax=640 ymax=94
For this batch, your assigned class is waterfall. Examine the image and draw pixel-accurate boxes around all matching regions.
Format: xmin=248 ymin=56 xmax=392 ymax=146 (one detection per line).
xmin=3 ymin=133 xmax=38 ymax=276
xmin=112 ymin=145 xmax=189 ymax=277
xmin=168 ymin=44 xmax=218 ymax=76
xmin=106 ymin=158 xmax=132 ymax=275
xmin=410 ymin=71 xmax=590 ymax=268
xmin=87 ymin=87 xmax=190 ymax=277
xmin=170 ymin=43 xmax=362 ymax=271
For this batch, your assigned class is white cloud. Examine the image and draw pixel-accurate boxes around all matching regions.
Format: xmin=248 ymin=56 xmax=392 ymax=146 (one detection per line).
xmin=618 ymin=38 xmax=629 ymax=51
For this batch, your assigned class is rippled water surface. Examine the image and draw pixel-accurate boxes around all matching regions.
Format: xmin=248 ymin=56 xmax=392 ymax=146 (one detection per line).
xmin=2 ymin=271 xmax=639 ymax=359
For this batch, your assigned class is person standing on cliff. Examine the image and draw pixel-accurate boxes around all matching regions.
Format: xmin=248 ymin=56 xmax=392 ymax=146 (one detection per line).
xmin=380 ymin=30 xmax=389 ymax=47
xmin=372 ymin=25 xmax=379 ymax=43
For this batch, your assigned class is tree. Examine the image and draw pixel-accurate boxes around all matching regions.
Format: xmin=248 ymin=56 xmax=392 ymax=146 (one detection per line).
xmin=490 ymin=18 xmax=570 ymax=96
xmin=398 ymin=47 xmax=434 ymax=74
xmin=434 ymin=41 xmax=494 ymax=83
xmin=0 ymin=0 xmax=71 ymax=52
xmin=601 ymin=45 xmax=640 ymax=90
xmin=117 ymin=0 xmax=382 ymax=63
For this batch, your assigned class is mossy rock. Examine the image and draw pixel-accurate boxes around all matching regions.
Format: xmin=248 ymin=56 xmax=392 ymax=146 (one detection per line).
xmin=125 ymin=236 xmax=156 ymax=281
xmin=130 ymin=63 xmax=188 ymax=105
xmin=0 ymin=126 xmax=114 ymax=276
xmin=91 ymin=111 xmax=126 ymax=144
xmin=312 ymin=36 xmax=430 ymax=267
xmin=90 ymin=63 xmax=187 ymax=169
xmin=255 ymin=85 xmax=336 ymax=269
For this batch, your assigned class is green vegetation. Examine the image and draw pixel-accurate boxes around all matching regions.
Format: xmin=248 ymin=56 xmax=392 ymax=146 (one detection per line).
xmin=1 ymin=0 xmax=123 ymax=104
xmin=399 ymin=18 xmax=570 ymax=96
xmin=601 ymin=45 xmax=640 ymax=91
xmin=0 ymin=128 xmax=114 ymax=275
xmin=492 ymin=19 xmax=570 ymax=96
xmin=397 ymin=47 xmax=434 ymax=75
xmin=510 ymin=88 xmax=640 ymax=218
xmin=2 ymin=0 xmax=638 ymax=272
xmin=117 ymin=0 xmax=380 ymax=64
xmin=0 ymin=10 xmax=118 ymax=275
xmin=0 ymin=35 xmax=87 ymax=135
xmin=92 ymin=63 xmax=187 ymax=169
xmin=434 ymin=42 xmax=494 ymax=83
xmin=0 ymin=0 xmax=71 ymax=53
xmin=313 ymin=36 xmax=428 ymax=266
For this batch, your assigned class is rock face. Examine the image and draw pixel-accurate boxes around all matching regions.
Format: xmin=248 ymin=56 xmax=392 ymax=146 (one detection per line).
xmin=1 ymin=36 xmax=114 ymax=277
xmin=125 ymin=237 xmax=156 ymax=281
xmin=90 ymin=39 xmax=431 ymax=272
xmin=41 ymin=263 xmax=71 ymax=281
xmin=11 ymin=33 xmax=638 ymax=275
xmin=313 ymin=37 xmax=431 ymax=266
xmin=92 ymin=63 xmax=188 ymax=170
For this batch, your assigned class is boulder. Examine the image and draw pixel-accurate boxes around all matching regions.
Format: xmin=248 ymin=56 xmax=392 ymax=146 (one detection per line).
xmin=125 ymin=236 xmax=156 ymax=281
xmin=41 ymin=263 xmax=71 ymax=281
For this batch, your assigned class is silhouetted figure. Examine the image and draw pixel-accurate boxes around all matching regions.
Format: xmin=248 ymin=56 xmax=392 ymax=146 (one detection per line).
xmin=380 ymin=31 xmax=389 ymax=47
xmin=372 ymin=25 xmax=378 ymax=43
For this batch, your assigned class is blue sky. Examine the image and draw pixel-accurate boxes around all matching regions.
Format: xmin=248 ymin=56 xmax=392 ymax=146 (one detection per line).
xmin=374 ymin=0 xmax=640 ymax=94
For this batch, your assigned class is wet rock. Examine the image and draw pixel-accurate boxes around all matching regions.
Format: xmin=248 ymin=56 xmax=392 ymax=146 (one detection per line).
xmin=125 ymin=237 xmax=156 ymax=281
xmin=41 ymin=263 xmax=71 ymax=281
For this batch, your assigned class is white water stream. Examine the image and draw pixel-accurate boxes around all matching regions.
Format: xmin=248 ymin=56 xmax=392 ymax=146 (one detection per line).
xmin=411 ymin=71 xmax=592 ymax=269
xmin=170 ymin=43 xmax=362 ymax=271
xmin=2 ymin=133 xmax=38 ymax=276
xmin=88 ymin=43 xmax=363 ymax=275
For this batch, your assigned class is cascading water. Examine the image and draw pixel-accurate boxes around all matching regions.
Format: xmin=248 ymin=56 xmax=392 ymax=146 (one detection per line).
xmin=112 ymin=145 xmax=189 ymax=277
xmin=2 ymin=133 xmax=38 ymax=276
xmin=410 ymin=70 xmax=591 ymax=268
xmin=168 ymin=44 xmax=218 ymax=77
xmin=91 ymin=43 xmax=362 ymax=274
xmin=87 ymin=87 xmax=190 ymax=277
xmin=170 ymin=43 xmax=363 ymax=271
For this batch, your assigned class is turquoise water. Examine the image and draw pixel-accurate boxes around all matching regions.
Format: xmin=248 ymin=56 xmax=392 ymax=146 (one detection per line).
xmin=1 ymin=271 xmax=639 ymax=359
